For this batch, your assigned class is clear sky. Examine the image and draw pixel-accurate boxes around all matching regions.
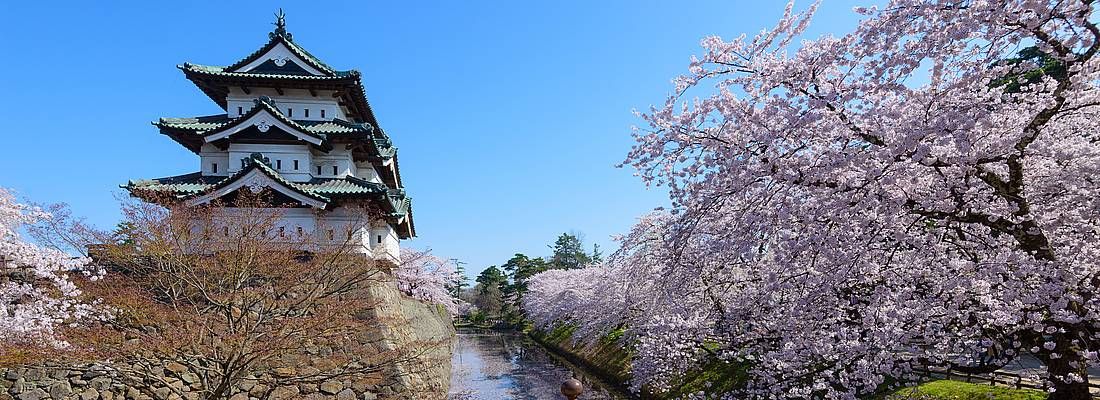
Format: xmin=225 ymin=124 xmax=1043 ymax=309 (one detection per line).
xmin=0 ymin=1 xmax=865 ymax=277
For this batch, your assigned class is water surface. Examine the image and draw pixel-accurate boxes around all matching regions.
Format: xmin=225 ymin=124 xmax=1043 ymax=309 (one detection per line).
xmin=449 ymin=329 xmax=628 ymax=400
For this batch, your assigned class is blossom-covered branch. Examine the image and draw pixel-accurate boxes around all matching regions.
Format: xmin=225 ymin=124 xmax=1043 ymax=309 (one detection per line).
xmin=397 ymin=248 xmax=466 ymax=315
xmin=534 ymin=1 xmax=1100 ymax=398
xmin=0 ymin=187 xmax=100 ymax=352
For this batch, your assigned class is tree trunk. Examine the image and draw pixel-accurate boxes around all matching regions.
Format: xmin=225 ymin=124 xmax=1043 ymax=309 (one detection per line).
xmin=1045 ymin=346 xmax=1091 ymax=400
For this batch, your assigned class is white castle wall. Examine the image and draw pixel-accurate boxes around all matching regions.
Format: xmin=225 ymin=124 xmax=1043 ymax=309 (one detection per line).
xmin=227 ymin=87 xmax=347 ymax=121
xmin=200 ymin=144 xmax=382 ymax=184
xmin=226 ymin=143 xmax=314 ymax=181
xmin=199 ymin=144 xmax=231 ymax=177
xmin=211 ymin=207 xmax=399 ymax=263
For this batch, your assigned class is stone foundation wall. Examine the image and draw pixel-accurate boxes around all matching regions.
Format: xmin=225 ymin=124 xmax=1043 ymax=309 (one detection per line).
xmin=1 ymin=278 xmax=455 ymax=400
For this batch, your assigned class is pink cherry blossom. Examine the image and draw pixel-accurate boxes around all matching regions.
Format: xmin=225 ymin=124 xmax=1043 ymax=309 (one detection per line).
xmin=528 ymin=1 xmax=1100 ymax=398
xmin=0 ymin=187 xmax=98 ymax=348
xmin=396 ymin=248 xmax=466 ymax=316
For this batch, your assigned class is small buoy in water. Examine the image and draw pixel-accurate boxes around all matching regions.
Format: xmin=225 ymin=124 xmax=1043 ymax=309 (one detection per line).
xmin=561 ymin=377 xmax=584 ymax=399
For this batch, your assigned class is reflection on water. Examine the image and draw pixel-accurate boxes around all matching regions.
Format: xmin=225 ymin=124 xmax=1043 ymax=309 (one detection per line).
xmin=449 ymin=329 xmax=627 ymax=400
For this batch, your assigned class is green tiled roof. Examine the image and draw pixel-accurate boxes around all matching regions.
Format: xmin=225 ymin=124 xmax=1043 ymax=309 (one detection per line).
xmin=224 ymin=31 xmax=337 ymax=76
xmin=124 ymin=172 xmax=222 ymax=195
xmin=305 ymin=119 xmax=375 ymax=134
xmin=180 ymin=63 xmax=358 ymax=81
xmin=157 ymin=115 xmax=228 ymax=131
xmin=154 ymin=102 xmax=378 ymax=138
xmin=151 ymin=23 xmax=414 ymax=236
xmin=154 ymin=99 xmax=396 ymax=165
xmin=205 ymin=97 xmax=329 ymax=144
xmin=157 ymin=114 xmax=375 ymax=136
xmin=177 ymin=30 xmax=385 ymax=140
xmin=124 ymin=160 xmax=403 ymax=210
xmin=123 ymin=158 xmax=414 ymax=237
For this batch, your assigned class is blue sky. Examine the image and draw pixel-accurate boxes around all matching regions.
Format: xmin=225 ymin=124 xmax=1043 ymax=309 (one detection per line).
xmin=0 ymin=1 xmax=865 ymax=277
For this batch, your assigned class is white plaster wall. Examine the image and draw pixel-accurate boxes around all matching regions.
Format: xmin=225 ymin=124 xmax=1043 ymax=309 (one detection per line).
xmin=227 ymin=143 xmax=313 ymax=182
xmin=312 ymin=148 xmax=355 ymax=179
xmin=354 ymin=161 xmax=382 ymax=184
xmin=227 ymin=87 xmax=345 ymax=121
xmin=199 ymin=144 xmax=231 ymax=177
xmin=200 ymin=140 xmax=377 ymax=182
xmin=207 ymin=206 xmax=399 ymax=260
xmin=370 ymin=223 xmax=400 ymax=261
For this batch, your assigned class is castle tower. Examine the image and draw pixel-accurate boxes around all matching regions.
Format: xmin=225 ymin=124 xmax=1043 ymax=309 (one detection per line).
xmin=124 ymin=11 xmax=414 ymax=262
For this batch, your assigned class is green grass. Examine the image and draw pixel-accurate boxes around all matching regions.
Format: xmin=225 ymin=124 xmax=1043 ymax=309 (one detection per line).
xmin=885 ymin=380 xmax=1046 ymax=400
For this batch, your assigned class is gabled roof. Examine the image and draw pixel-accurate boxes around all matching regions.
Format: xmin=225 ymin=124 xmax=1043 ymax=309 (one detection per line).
xmin=180 ymin=63 xmax=356 ymax=81
xmin=199 ymin=97 xmax=329 ymax=148
xmin=153 ymin=105 xmax=397 ymax=174
xmin=126 ymin=155 xmax=330 ymax=208
xmin=178 ymin=23 xmax=383 ymax=129
xmin=180 ymin=63 xmax=382 ymax=130
xmin=225 ymin=30 xmax=336 ymax=76
xmin=188 ymin=157 xmax=330 ymax=208
xmin=122 ymin=157 xmax=415 ymax=238
xmin=156 ymin=113 xmax=376 ymax=137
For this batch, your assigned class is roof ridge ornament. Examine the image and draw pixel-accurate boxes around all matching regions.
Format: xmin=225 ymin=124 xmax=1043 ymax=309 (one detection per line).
xmin=270 ymin=8 xmax=292 ymax=41
xmin=254 ymin=96 xmax=278 ymax=108
xmin=245 ymin=153 xmax=272 ymax=168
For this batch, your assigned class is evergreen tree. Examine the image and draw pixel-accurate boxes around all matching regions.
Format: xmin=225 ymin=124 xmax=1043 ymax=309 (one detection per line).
xmin=548 ymin=232 xmax=591 ymax=270
xmin=591 ymin=243 xmax=603 ymax=264
xmin=473 ymin=266 xmax=508 ymax=318
xmin=446 ymin=261 xmax=469 ymax=299
xmin=501 ymin=253 xmax=548 ymax=297
xmin=475 ymin=265 xmax=508 ymax=291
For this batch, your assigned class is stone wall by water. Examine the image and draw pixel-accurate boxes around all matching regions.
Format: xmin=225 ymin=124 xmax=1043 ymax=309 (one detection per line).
xmin=0 ymin=277 xmax=455 ymax=400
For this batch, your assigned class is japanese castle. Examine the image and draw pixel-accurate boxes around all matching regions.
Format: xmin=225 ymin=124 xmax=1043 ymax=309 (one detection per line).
xmin=124 ymin=12 xmax=414 ymax=262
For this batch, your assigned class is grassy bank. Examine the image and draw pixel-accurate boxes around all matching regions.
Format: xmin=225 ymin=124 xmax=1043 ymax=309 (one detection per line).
xmin=527 ymin=325 xmax=746 ymax=399
xmin=884 ymin=380 xmax=1046 ymax=400
xmin=528 ymin=325 xmax=636 ymax=394
xmin=528 ymin=324 xmax=1044 ymax=400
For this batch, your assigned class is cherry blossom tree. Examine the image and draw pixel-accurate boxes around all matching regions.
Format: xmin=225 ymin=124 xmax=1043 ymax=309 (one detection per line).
xmin=530 ymin=1 xmax=1100 ymax=399
xmin=71 ymin=194 xmax=439 ymax=399
xmin=396 ymin=248 xmax=464 ymax=315
xmin=0 ymin=187 xmax=99 ymax=354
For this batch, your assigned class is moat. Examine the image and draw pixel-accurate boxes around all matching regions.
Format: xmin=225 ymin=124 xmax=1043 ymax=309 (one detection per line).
xmin=448 ymin=329 xmax=628 ymax=400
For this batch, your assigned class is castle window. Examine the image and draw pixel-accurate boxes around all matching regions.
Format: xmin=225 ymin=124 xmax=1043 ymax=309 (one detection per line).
xmin=237 ymin=106 xmax=243 ymax=116
xmin=288 ymin=108 xmax=293 ymax=117
xmin=278 ymin=227 xmax=285 ymax=237
xmin=317 ymin=165 xmax=322 ymax=175
xmin=212 ymin=163 xmax=218 ymax=174
xmin=377 ymin=235 xmax=382 ymax=244
xmin=297 ymin=226 xmax=304 ymax=236
xmin=293 ymin=160 xmax=299 ymax=170
xmin=304 ymin=108 xmax=310 ymax=118
xmin=332 ymin=166 xmax=339 ymax=175
xmin=320 ymin=109 xmax=326 ymax=118
xmin=276 ymin=160 xmax=282 ymax=169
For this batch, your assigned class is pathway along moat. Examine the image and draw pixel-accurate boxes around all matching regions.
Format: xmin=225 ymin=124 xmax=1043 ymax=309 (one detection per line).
xmin=448 ymin=328 xmax=631 ymax=400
